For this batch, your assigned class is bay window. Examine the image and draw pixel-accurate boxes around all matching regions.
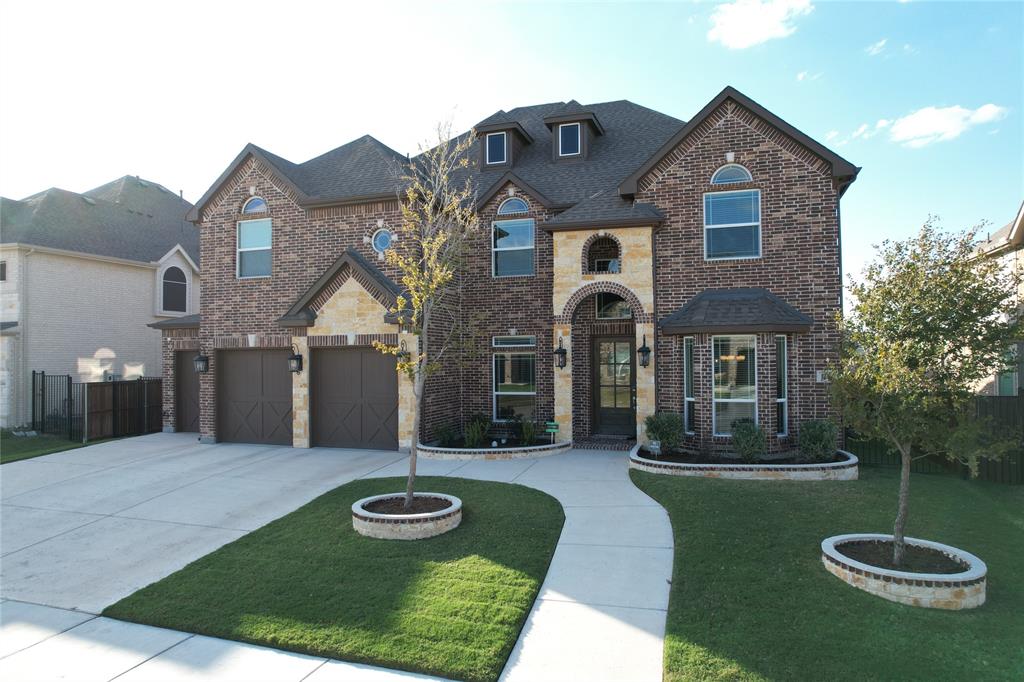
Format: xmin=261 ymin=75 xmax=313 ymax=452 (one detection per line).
xmin=684 ymin=337 xmax=696 ymax=434
xmin=713 ymin=335 xmax=756 ymax=436
xmin=775 ymin=335 xmax=788 ymax=435
xmin=494 ymin=349 xmax=536 ymax=421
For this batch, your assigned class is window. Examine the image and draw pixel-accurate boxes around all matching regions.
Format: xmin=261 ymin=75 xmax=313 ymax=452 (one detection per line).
xmin=497 ymin=197 xmax=528 ymax=215
xmin=237 ymin=218 xmax=272 ymax=278
xmin=492 ymin=219 xmax=534 ymax=277
xmin=711 ymin=164 xmax=753 ymax=185
xmin=559 ymin=123 xmax=581 ymax=156
xmin=162 ymin=266 xmax=187 ymax=313
xmin=775 ymin=335 xmax=788 ymax=435
xmin=0 ymin=261 xmax=6 ymax=281
xmin=494 ymin=352 xmax=535 ymax=421
xmin=486 ymin=132 xmax=507 ymax=165
xmin=684 ymin=337 xmax=696 ymax=434
xmin=493 ymin=335 xmax=536 ymax=347
xmin=704 ymin=190 xmax=761 ymax=260
xmin=596 ymin=292 xmax=631 ymax=320
xmin=371 ymin=228 xmax=394 ymax=254
xmin=242 ymin=197 xmax=268 ymax=214
xmin=586 ymin=236 xmax=621 ymax=273
xmin=997 ymin=345 xmax=1020 ymax=396
xmin=713 ymin=335 xmax=756 ymax=436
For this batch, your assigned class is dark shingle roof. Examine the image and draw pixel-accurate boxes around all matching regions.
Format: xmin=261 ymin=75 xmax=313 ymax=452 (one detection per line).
xmin=543 ymin=190 xmax=664 ymax=229
xmin=659 ymin=288 xmax=813 ymax=334
xmin=148 ymin=313 xmax=200 ymax=330
xmin=289 ymin=135 xmax=406 ymax=202
xmin=1 ymin=177 xmax=198 ymax=264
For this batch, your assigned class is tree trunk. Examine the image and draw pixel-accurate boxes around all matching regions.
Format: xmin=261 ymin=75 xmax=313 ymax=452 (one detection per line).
xmin=892 ymin=447 xmax=912 ymax=567
xmin=404 ymin=365 xmax=426 ymax=511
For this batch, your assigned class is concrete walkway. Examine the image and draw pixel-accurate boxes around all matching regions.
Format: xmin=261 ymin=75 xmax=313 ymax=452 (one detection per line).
xmin=0 ymin=434 xmax=672 ymax=681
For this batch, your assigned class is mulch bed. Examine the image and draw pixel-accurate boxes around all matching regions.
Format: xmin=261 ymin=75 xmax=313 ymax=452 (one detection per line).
xmin=838 ymin=539 xmax=968 ymax=574
xmin=637 ymin=448 xmax=845 ymax=465
xmin=363 ymin=495 xmax=453 ymax=515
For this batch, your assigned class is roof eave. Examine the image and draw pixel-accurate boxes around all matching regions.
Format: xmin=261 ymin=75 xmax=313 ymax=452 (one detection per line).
xmin=541 ymin=216 xmax=665 ymax=232
xmin=300 ymin=192 xmax=398 ymax=209
xmin=542 ymin=112 xmax=606 ymax=136
xmin=475 ymin=122 xmax=535 ymax=145
xmin=659 ymin=322 xmax=813 ymax=335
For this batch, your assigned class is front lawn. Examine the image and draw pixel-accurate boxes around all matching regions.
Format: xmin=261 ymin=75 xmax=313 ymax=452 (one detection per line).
xmin=631 ymin=467 xmax=1024 ymax=681
xmin=104 ymin=476 xmax=564 ymax=682
xmin=0 ymin=430 xmax=85 ymax=464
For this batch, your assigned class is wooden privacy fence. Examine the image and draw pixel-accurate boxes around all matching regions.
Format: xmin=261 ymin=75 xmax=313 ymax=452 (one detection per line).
xmin=846 ymin=394 xmax=1024 ymax=485
xmin=31 ymin=371 xmax=162 ymax=443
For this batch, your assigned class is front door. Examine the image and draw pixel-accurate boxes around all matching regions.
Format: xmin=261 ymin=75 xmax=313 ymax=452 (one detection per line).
xmin=593 ymin=337 xmax=636 ymax=437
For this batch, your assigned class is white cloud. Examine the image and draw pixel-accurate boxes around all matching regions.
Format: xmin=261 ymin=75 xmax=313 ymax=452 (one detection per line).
xmin=797 ymin=70 xmax=807 ymax=81
xmin=889 ymin=104 xmax=1008 ymax=147
xmin=707 ymin=0 xmax=814 ymax=50
xmin=876 ymin=119 xmax=891 ymax=129
xmin=851 ymin=123 xmax=869 ymax=139
xmin=825 ymin=130 xmax=839 ymax=141
xmin=865 ymin=38 xmax=887 ymax=56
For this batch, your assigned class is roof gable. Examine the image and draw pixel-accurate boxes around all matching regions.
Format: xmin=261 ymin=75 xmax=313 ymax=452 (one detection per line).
xmin=659 ymin=287 xmax=813 ymax=334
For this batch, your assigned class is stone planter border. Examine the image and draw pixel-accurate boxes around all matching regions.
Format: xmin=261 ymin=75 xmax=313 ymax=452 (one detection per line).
xmin=628 ymin=443 xmax=859 ymax=480
xmin=417 ymin=440 xmax=573 ymax=460
xmin=351 ymin=493 xmax=462 ymax=540
xmin=821 ymin=533 xmax=986 ymax=610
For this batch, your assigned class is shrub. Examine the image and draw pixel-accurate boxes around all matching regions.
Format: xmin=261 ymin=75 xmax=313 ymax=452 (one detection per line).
xmin=645 ymin=412 xmax=684 ymax=453
xmin=731 ymin=419 xmax=766 ymax=462
xmin=434 ymin=423 xmax=458 ymax=447
xmin=464 ymin=418 xmax=489 ymax=448
xmin=799 ymin=419 xmax=838 ymax=462
xmin=519 ymin=419 xmax=537 ymax=446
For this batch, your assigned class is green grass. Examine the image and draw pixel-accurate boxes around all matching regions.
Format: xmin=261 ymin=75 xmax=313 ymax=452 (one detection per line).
xmin=631 ymin=467 xmax=1024 ymax=681
xmin=104 ymin=476 xmax=564 ymax=682
xmin=0 ymin=430 xmax=85 ymax=464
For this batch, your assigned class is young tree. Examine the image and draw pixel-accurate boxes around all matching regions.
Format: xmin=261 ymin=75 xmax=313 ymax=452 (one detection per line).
xmin=374 ymin=124 xmax=478 ymax=510
xmin=831 ymin=219 xmax=1021 ymax=566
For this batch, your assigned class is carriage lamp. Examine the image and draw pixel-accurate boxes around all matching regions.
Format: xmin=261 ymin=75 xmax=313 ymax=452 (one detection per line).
xmin=396 ymin=340 xmax=411 ymax=362
xmin=193 ymin=354 xmax=209 ymax=374
xmin=287 ymin=345 xmax=304 ymax=374
xmin=554 ymin=337 xmax=568 ymax=369
xmin=637 ymin=335 xmax=652 ymax=368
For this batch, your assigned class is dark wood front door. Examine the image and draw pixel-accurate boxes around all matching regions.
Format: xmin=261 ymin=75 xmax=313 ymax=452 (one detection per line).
xmin=593 ymin=337 xmax=636 ymax=437
xmin=217 ymin=350 xmax=293 ymax=445
xmin=312 ymin=348 xmax=398 ymax=450
xmin=174 ymin=351 xmax=200 ymax=433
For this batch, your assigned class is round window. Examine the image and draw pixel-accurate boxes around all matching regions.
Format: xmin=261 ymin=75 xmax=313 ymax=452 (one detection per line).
xmin=371 ymin=228 xmax=393 ymax=253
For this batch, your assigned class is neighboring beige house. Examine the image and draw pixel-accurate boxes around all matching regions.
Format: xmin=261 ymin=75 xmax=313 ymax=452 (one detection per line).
xmin=0 ymin=176 xmax=199 ymax=427
xmin=976 ymin=200 xmax=1023 ymax=396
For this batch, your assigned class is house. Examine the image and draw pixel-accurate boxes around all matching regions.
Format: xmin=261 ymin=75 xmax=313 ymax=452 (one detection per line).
xmin=0 ymin=176 xmax=199 ymax=427
xmin=976 ymin=201 xmax=1024 ymax=396
xmin=154 ymin=86 xmax=858 ymax=452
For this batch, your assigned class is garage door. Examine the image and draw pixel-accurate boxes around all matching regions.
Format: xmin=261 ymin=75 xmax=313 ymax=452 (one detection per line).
xmin=174 ymin=351 xmax=200 ymax=433
xmin=217 ymin=350 xmax=293 ymax=445
xmin=312 ymin=348 xmax=398 ymax=450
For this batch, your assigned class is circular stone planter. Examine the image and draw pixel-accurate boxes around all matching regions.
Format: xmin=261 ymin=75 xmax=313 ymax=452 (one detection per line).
xmin=351 ymin=493 xmax=462 ymax=540
xmin=417 ymin=441 xmax=572 ymax=461
xmin=628 ymin=443 xmax=858 ymax=480
xmin=821 ymin=533 xmax=986 ymax=609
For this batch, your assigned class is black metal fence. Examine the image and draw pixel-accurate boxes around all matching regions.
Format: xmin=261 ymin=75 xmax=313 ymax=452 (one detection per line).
xmin=846 ymin=394 xmax=1024 ymax=485
xmin=31 ymin=371 xmax=162 ymax=443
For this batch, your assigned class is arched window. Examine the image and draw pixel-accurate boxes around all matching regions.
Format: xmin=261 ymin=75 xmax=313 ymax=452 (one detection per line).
xmin=711 ymin=164 xmax=753 ymax=185
xmin=585 ymin=236 xmax=621 ymax=273
xmin=497 ymin=197 xmax=528 ymax=215
xmin=162 ymin=266 xmax=187 ymax=313
xmin=242 ymin=197 xmax=268 ymax=214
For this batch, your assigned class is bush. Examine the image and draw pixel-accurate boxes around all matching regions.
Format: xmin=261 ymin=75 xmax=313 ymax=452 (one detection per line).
xmin=434 ymin=423 xmax=458 ymax=447
xmin=799 ymin=419 xmax=838 ymax=462
xmin=464 ymin=417 xmax=489 ymax=448
xmin=519 ymin=419 xmax=537 ymax=446
xmin=645 ymin=412 xmax=684 ymax=453
xmin=731 ymin=419 xmax=766 ymax=462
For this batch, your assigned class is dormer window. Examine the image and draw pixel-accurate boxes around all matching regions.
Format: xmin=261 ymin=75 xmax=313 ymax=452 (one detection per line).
xmin=558 ymin=123 xmax=581 ymax=157
xmin=486 ymin=132 xmax=507 ymax=165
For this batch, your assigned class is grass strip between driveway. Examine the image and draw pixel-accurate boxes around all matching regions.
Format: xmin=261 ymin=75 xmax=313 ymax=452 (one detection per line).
xmin=0 ymin=430 xmax=87 ymax=464
xmin=104 ymin=476 xmax=564 ymax=682
xmin=631 ymin=466 xmax=1024 ymax=681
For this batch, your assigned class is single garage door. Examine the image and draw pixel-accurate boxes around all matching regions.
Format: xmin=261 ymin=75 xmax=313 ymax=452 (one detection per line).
xmin=217 ymin=349 xmax=293 ymax=445
xmin=312 ymin=348 xmax=398 ymax=450
xmin=174 ymin=351 xmax=200 ymax=433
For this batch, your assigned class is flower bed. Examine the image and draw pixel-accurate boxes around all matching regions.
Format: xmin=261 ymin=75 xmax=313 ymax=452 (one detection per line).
xmin=821 ymin=533 xmax=986 ymax=609
xmin=628 ymin=443 xmax=859 ymax=480
xmin=418 ymin=440 xmax=572 ymax=460
xmin=351 ymin=492 xmax=462 ymax=540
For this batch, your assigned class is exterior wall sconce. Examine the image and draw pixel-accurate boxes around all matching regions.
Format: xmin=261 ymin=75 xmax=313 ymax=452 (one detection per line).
xmin=554 ymin=337 xmax=568 ymax=369
xmin=637 ymin=335 xmax=652 ymax=368
xmin=288 ymin=345 xmax=304 ymax=374
xmin=396 ymin=339 xmax=411 ymax=362
xmin=193 ymin=354 xmax=210 ymax=374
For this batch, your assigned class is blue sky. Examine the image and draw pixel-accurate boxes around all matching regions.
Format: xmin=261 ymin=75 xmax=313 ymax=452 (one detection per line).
xmin=0 ymin=0 xmax=1020 ymax=280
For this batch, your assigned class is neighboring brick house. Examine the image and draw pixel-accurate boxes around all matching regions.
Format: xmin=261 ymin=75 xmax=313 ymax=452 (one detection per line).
xmin=0 ymin=176 xmax=199 ymax=427
xmin=155 ymin=86 xmax=858 ymax=453
xmin=976 ymin=201 xmax=1024 ymax=396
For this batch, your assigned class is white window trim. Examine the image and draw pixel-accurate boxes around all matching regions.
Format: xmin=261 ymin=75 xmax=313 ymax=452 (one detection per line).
xmin=371 ymin=228 xmax=394 ymax=254
xmin=710 ymin=163 xmax=753 ymax=185
xmin=156 ymin=263 xmax=191 ymax=316
xmin=703 ymin=189 xmax=762 ymax=262
xmin=237 ymin=218 xmax=272 ymax=279
xmin=558 ymin=122 xmax=581 ymax=157
xmin=241 ymin=196 xmax=268 ymax=214
xmin=492 ymin=351 xmax=536 ymax=422
xmin=486 ymin=132 xmax=507 ymax=165
xmin=497 ymin=197 xmax=529 ymax=216
xmin=493 ymin=335 xmax=536 ymax=348
xmin=775 ymin=335 xmax=788 ymax=437
xmin=683 ymin=337 xmax=696 ymax=435
xmin=491 ymin=219 xmax=535 ymax=278
xmin=712 ymin=334 xmax=757 ymax=437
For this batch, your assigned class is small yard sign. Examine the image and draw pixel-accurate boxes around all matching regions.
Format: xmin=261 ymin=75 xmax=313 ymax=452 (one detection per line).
xmin=545 ymin=421 xmax=559 ymax=443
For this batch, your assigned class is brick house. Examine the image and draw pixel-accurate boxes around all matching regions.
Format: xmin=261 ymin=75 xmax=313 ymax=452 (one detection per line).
xmin=153 ymin=86 xmax=858 ymax=453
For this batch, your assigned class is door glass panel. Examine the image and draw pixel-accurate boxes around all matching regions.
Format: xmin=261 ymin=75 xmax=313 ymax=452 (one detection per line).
xmin=615 ymin=362 xmax=631 ymax=383
xmin=615 ymin=387 xmax=632 ymax=408
xmin=614 ymin=342 xmax=631 ymax=364
xmin=599 ymin=364 xmax=617 ymax=382
xmin=600 ymin=386 xmax=616 ymax=408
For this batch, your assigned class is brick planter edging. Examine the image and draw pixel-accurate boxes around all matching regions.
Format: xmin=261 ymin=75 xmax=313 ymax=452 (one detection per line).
xmin=821 ymin=533 xmax=987 ymax=610
xmin=417 ymin=441 xmax=573 ymax=461
xmin=351 ymin=493 xmax=462 ymax=540
xmin=627 ymin=443 xmax=859 ymax=480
